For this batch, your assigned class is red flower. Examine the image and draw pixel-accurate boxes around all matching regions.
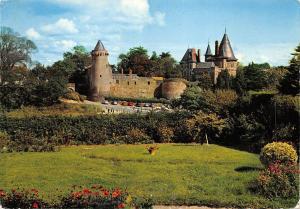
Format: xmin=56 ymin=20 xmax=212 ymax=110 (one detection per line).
xmin=82 ymin=188 xmax=92 ymax=195
xmin=72 ymin=191 xmax=82 ymax=198
xmin=101 ymin=189 xmax=109 ymax=197
xmin=31 ymin=189 xmax=39 ymax=196
xmin=112 ymin=189 xmax=121 ymax=198
xmin=0 ymin=190 xmax=6 ymax=197
xmin=117 ymin=203 xmax=125 ymax=208
xmin=32 ymin=202 xmax=39 ymax=208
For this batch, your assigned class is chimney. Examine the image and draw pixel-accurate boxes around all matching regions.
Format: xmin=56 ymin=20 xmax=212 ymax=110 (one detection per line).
xmin=129 ymin=69 xmax=132 ymax=75
xmin=197 ymin=49 xmax=201 ymax=62
xmin=121 ymin=68 xmax=124 ymax=74
xmin=215 ymin=41 xmax=219 ymax=56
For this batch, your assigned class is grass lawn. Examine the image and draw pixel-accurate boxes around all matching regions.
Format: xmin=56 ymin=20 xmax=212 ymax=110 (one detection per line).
xmin=0 ymin=144 xmax=298 ymax=208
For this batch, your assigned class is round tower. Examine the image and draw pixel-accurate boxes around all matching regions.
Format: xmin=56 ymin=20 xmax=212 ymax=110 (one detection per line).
xmin=89 ymin=40 xmax=113 ymax=101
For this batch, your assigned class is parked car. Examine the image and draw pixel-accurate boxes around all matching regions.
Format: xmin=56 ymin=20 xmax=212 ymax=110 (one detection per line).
xmin=136 ymin=102 xmax=145 ymax=107
xmin=144 ymin=103 xmax=150 ymax=107
xmin=127 ymin=102 xmax=135 ymax=106
xmin=112 ymin=101 xmax=118 ymax=105
xmin=102 ymin=100 xmax=109 ymax=105
xmin=120 ymin=101 xmax=128 ymax=106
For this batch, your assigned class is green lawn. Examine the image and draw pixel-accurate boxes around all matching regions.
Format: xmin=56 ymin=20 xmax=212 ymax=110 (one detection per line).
xmin=0 ymin=144 xmax=297 ymax=208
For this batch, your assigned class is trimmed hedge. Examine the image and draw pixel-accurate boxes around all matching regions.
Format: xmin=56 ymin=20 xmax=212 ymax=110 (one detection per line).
xmin=0 ymin=112 xmax=191 ymax=151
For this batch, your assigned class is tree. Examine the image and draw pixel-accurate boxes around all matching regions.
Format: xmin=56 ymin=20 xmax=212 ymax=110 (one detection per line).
xmin=195 ymin=72 xmax=213 ymax=89
xmin=243 ymin=62 xmax=267 ymax=91
xmin=232 ymin=68 xmax=246 ymax=95
xmin=216 ymin=69 xmax=233 ymax=89
xmin=117 ymin=46 xmax=152 ymax=76
xmin=279 ymin=44 xmax=300 ymax=95
xmin=172 ymin=86 xmax=238 ymax=115
xmin=0 ymin=27 xmax=37 ymax=84
xmin=185 ymin=111 xmax=226 ymax=144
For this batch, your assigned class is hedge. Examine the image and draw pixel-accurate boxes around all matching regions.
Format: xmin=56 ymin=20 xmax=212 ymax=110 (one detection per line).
xmin=0 ymin=112 xmax=192 ymax=152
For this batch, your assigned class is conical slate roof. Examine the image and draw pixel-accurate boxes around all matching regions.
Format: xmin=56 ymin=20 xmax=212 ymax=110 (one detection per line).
xmin=218 ymin=33 xmax=237 ymax=60
xmin=205 ymin=43 xmax=212 ymax=56
xmin=94 ymin=40 xmax=105 ymax=51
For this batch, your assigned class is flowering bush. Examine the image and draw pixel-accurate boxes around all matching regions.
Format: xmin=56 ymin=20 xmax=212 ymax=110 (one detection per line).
xmin=0 ymin=188 xmax=49 ymax=208
xmin=252 ymin=162 xmax=299 ymax=198
xmin=156 ymin=125 xmax=174 ymax=143
xmin=0 ymin=185 xmax=152 ymax=208
xmin=260 ymin=142 xmax=298 ymax=166
xmin=60 ymin=185 xmax=131 ymax=209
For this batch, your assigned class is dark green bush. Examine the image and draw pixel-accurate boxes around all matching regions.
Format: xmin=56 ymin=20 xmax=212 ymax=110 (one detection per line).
xmin=0 ymin=112 xmax=191 ymax=151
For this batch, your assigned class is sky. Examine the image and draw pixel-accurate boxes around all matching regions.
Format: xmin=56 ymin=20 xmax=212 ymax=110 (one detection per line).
xmin=0 ymin=0 xmax=299 ymax=66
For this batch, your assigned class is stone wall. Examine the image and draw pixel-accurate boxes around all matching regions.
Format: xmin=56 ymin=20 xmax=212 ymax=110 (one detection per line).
xmin=109 ymin=74 xmax=163 ymax=99
xmin=161 ymin=79 xmax=187 ymax=100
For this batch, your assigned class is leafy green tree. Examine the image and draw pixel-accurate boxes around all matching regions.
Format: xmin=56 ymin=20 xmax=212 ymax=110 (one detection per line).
xmin=117 ymin=46 xmax=152 ymax=76
xmin=216 ymin=69 xmax=232 ymax=89
xmin=232 ymin=68 xmax=246 ymax=95
xmin=172 ymin=87 xmax=237 ymax=115
xmin=279 ymin=44 xmax=300 ymax=95
xmin=244 ymin=62 xmax=267 ymax=90
xmin=195 ymin=72 xmax=213 ymax=90
xmin=185 ymin=111 xmax=226 ymax=144
xmin=264 ymin=67 xmax=287 ymax=90
xmin=0 ymin=27 xmax=37 ymax=84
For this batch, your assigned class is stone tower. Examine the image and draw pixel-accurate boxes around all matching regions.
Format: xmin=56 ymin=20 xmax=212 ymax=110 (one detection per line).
xmin=89 ymin=40 xmax=113 ymax=101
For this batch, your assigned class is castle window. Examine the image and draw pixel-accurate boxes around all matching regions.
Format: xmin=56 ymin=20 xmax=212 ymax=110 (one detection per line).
xmin=100 ymin=75 xmax=102 ymax=77
xmin=134 ymin=81 xmax=137 ymax=85
xmin=116 ymin=80 xmax=119 ymax=84
xmin=127 ymin=81 xmax=130 ymax=85
xmin=148 ymin=81 xmax=150 ymax=85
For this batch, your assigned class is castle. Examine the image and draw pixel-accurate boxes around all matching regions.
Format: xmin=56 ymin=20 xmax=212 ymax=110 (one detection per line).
xmin=88 ymin=41 xmax=187 ymax=102
xmin=180 ymin=32 xmax=238 ymax=83
xmin=87 ymin=32 xmax=237 ymax=101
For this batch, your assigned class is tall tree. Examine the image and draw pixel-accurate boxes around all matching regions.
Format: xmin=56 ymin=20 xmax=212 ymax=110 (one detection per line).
xmin=185 ymin=111 xmax=226 ymax=144
xmin=243 ymin=62 xmax=267 ymax=91
xmin=196 ymin=72 xmax=213 ymax=90
xmin=0 ymin=27 xmax=37 ymax=84
xmin=232 ymin=68 xmax=246 ymax=95
xmin=216 ymin=69 xmax=232 ymax=89
xmin=279 ymin=44 xmax=300 ymax=95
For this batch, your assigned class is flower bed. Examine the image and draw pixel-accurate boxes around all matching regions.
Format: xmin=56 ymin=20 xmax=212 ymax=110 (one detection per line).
xmin=0 ymin=185 xmax=150 ymax=208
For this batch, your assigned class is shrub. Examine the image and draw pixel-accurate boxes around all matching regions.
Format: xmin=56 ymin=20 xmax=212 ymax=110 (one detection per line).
xmin=125 ymin=128 xmax=152 ymax=144
xmin=251 ymin=162 xmax=299 ymax=198
xmin=0 ymin=131 xmax=9 ymax=151
xmin=6 ymin=131 xmax=57 ymax=152
xmin=60 ymin=185 xmax=131 ymax=209
xmin=0 ymin=188 xmax=49 ymax=209
xmin=156 ymin=125 xmax=174 ymax=143
xmin=260 ymin=142 xmax=298 ymax=166
xmin=63 ymin=90 xmax=85 ymax=102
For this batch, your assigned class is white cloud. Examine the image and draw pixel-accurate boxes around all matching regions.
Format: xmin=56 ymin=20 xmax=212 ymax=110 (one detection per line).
xmin=153 ymin=12 xmax=166 ymax=26
xmin=54 ymin=39 xmax=77 ymax=51
xmin=0 ymin=0 xmax=8 ymax=5
xmin=235 ymin=43 xmax=294 ymax=66
xmin=42 ymin=18 xmax=78 ymax=34
xmin=49 ymin=0 xmax=165 ymax=29
xmin=25 ymin=28 xmax=41 ymax=40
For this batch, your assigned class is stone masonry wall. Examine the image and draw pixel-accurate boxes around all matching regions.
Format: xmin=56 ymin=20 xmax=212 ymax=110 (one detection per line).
xmin=109 ymin=74 xmax=162 ymax=99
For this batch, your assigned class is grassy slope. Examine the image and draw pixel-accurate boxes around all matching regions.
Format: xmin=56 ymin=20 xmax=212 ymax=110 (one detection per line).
xmin=0 ymin=144 xmax=297 ymax=208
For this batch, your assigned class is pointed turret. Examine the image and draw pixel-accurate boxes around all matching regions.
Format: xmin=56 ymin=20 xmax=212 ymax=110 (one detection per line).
xmin=218 ymin=33 xmax=237 ymax=61
xmin=205 ymin=43 xmax=212 ymax=56
xmin=94 ymin=40 xmax=106 ymax=51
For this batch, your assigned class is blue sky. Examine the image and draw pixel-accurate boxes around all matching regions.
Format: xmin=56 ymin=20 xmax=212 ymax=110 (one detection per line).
xmin=1 ymin=0 xmax=299 ymax=66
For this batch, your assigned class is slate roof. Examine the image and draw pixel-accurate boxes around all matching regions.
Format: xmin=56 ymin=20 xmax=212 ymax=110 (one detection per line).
xmin=94 ymin=40 xmax=106 ymax=51
xmin=205 ymin=44 xmax=212 ymax=56
xmin=181 ymin=48 xmax=198 ymax=63
xmin=218 ymin=33 xmax=237 ymax=60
